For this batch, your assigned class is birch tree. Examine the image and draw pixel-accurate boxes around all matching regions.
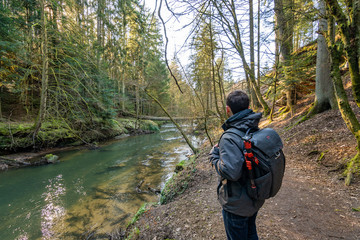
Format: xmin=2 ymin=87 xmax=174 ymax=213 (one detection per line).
xmin=211 ymin=0 xmax=270 ymax=115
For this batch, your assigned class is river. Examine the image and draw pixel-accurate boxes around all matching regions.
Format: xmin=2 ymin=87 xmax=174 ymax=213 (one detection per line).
xmin=0 ymin=124 xmax=200 ymax=240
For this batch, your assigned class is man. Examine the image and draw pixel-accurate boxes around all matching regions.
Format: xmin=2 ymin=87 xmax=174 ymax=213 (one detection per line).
xmin=209 ymin=90 xmax=264 ymax=240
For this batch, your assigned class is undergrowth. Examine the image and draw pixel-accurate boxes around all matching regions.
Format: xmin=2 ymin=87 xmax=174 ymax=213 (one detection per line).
xmin=160 ymin=154 xmax=198 ymax=204
xmin=124 ymin=154 xmax=199 ymax=239
xmin=0 ymin=118 xmax=159 ymax=153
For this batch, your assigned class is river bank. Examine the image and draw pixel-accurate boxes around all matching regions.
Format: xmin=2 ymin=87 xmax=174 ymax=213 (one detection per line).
xmin=0 ymin=122 xmax=200 ymax=240
xmin=123 ymin=108 xmax=360 ymax=239
xmin=0 ymin=118 xmax=160 ymax=170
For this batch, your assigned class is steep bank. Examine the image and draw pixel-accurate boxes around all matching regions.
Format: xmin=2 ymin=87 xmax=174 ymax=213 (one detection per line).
xmin=125 ymin=109 xmax=360 ymax=239
xmin=0 ymin=118 xmax=160 ymax=169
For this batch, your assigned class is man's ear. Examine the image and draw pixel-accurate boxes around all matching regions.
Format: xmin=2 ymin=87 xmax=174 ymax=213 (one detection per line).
xmin=226 ymin=106 xmax=232 ymax=115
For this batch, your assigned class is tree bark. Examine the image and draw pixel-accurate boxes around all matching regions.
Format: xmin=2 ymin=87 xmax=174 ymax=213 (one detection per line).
xmin=33 ymin=0 xmax=49 ymax=141
xmin=257 ymin=0 xmax=261 ymax=87
xmin=274 ymin=0 xmax=295 ymax=114
xmin=249 ymin=0 xmax=260 ymax=109
xmin=328 ymin=13 xmax=360 ymax=185
xmin=209 ymin=13 xmax=224 ymax=122
xmin=308 ymin=0 xmax=336 ymax=117
xmin=325 ymin=0 xmax=360 ymax=108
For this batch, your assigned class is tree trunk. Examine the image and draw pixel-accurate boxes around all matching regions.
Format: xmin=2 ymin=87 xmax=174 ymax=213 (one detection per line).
xmin=33 ymin=0 xmax=49 ymax=140
xmin=257 ymin=0 xmax=261 ymax=87
xmin=96 ymin=0 xmax=104 ymax=67
xmin=325 ymin=0 xmax=360 ymax=185
xmin=215 ymin=54 xmax=227 ymax=121
xmin=270 ymin=46 xmax=280 ymax=121
xmin=209 ymin=13 xmax=224 ymax=122
xmin=249 ymin=0 xmax=260 ymax=109
xmin=122 ymin=76 xmax=125 ymax=112
xmin=308 ymin=0 xmax=336 ymax=117
xmin=328 ymin=14 xmax=360 ymax=185
xmin=274 ymin=0 xmax=294 ymax=114
xmin=0 ymin=88 xmax=2 ymax=119
xmin=212 ymin=0 xmax=270 ymax=115
xmin=330 ymin=42 xmax=360 ymax=185
xmin=325 ymin=0 xmax=360 ymax=108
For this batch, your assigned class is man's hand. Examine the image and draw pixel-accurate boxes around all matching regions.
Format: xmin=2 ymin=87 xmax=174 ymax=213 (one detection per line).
xmin=209 ymin=143 xmax=219 ymax=155
xmin=209 ymin=144 xmax=219 ymax=165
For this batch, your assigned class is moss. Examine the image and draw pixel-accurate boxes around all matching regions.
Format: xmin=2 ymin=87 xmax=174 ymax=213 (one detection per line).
xmin=344 ymin=152 xmax=360 ymax=186
xmin=174 ymin=160 xmax=186 ymax=173
xmin=0 ymin=117 xmax=160 ymax=153
xmin=139 ymin=120 xmax=160 ymax=132
xmin=108 ymin=119 xmax=127 ymax=133
xmin=127 ymin=203 xmax=153 ymax=228
xmin=317 ymin=151 xmax=328 ymax=162
xmin=126 ymin=202 xmax=157 ymax=240
xmin=160 ymin=155 xmax=198 ymax=204
xmin=0 ymin=122 xmax=33 ymax=136
xmin=126 ymin=227 xmax=140 ymax=240
xmin=352 ymin=207 xmax=360 ymax=212
xmin=117 ymin=118 xmax=137 ymax=130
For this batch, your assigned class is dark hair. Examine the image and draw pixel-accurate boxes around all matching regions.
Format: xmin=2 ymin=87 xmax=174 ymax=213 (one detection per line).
xmin=226 ymin=90 xmax=249 ymax=114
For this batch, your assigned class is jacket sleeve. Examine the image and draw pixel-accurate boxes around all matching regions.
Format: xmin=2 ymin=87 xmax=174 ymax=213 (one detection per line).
xmin=213 ymin=133 xmax=244 ymax=181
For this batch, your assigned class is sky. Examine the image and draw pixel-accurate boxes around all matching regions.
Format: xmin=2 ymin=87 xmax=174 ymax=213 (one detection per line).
xmin=142 ymin=0 xmax=277 ymax=82
xmin=143 ymin=0 xmax=193 ymax=66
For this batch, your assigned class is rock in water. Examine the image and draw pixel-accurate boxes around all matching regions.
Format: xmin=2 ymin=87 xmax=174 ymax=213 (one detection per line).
xmin=45 ymin=154 xmax=59 ymax=163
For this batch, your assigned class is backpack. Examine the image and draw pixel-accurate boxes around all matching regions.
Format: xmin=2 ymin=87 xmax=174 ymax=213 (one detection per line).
xmin=226 ymin=127 xmax=286 ymax=200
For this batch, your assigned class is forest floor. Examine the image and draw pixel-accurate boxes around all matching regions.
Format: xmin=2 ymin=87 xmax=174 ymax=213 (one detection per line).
xmin=127 ymin=99 xmax=360 ymax=240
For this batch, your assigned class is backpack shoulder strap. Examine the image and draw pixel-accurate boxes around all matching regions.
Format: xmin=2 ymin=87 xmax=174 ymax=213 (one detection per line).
xmin=222 ymin=127 xmax=258 ymax=141
xmin=218 ymin=128 xmax=245 ymax=150
xmin=219 ymin=127 xmax=256 ymax=156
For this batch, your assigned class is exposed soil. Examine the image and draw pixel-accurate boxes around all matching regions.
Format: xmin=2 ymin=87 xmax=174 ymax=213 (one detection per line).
xmin=129 ymin=104 xmax=360 ymax=239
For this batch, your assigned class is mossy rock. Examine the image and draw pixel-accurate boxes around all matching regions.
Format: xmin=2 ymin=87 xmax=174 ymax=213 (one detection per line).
xmin=139 ymin=120 xmax=159 ymax=132
xmin=174 ymin=160 xmax=186 ymax=173
xmin=45 ymin=154 xmax=59 ymax=163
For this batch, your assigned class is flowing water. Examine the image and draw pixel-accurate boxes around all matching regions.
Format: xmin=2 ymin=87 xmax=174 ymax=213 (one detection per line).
xmin=0 ymin=124 xmax=199 ymax=240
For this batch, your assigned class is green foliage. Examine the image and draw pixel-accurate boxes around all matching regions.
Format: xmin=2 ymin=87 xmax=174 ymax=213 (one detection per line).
xmin=175 ymin=160 xmax=186 ymax=173
xmin=344 ymin=152 xmax=360 ymax=186
xmin=317 ymin=151 xmax=328 ymax=162
xmin=352 ymin=207 xmax=360 ymax=212
xmin=0 ymin=0 xmax=170 ymax=146
xmin=139 ymin=120 xmax=159 ymax=132
xmin=127 ymin=203 xmax=153 ymax=228
xmin=0 ymin=118 xmax=159 ymax=152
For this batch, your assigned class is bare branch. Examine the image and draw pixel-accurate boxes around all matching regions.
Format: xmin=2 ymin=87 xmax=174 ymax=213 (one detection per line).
xmin=158 ymin=0 xmax=183 ymax=93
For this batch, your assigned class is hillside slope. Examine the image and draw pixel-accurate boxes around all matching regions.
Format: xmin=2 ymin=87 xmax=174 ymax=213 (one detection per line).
xmin=127 ymin=105 xmax=360 ymax=239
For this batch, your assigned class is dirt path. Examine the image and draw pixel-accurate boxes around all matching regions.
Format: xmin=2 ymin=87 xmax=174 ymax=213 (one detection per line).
xmin=131 ymin=110 xmax=360 ymax=240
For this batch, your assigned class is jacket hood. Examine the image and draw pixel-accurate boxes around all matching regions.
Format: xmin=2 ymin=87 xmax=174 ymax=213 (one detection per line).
xmin=222 ymin=109 xmax=262 ymax=131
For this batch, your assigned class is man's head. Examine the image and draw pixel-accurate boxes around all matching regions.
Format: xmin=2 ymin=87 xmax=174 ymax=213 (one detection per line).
xmin=226 ymin=90 xmax=249 ymax=116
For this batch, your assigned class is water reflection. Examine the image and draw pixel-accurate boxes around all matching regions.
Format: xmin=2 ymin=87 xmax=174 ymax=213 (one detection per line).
xmin=41 ymin=174 xmax=66 ymax=239
xmin=0 ymin=124 xmax=200 ymax=239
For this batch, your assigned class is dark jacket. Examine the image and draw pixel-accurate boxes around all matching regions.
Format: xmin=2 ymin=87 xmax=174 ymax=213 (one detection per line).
xmin=210 ymin=109 xmax=265 ymax=217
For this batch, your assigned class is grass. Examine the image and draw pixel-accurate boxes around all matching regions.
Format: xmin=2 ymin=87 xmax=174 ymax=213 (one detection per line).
xmin=125 ymin=202 xmax=157 ymax=240
xmin=352 ymin=207 xmax=360 ymax=212
xmin=160 ymin=154 xmax=198 ymax=205
xmin=126 ymin=203 xmax=155 ymax=228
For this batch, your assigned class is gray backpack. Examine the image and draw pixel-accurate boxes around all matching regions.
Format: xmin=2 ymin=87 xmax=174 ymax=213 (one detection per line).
xmin=226 ymin=127 xmax=285 ymax=200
